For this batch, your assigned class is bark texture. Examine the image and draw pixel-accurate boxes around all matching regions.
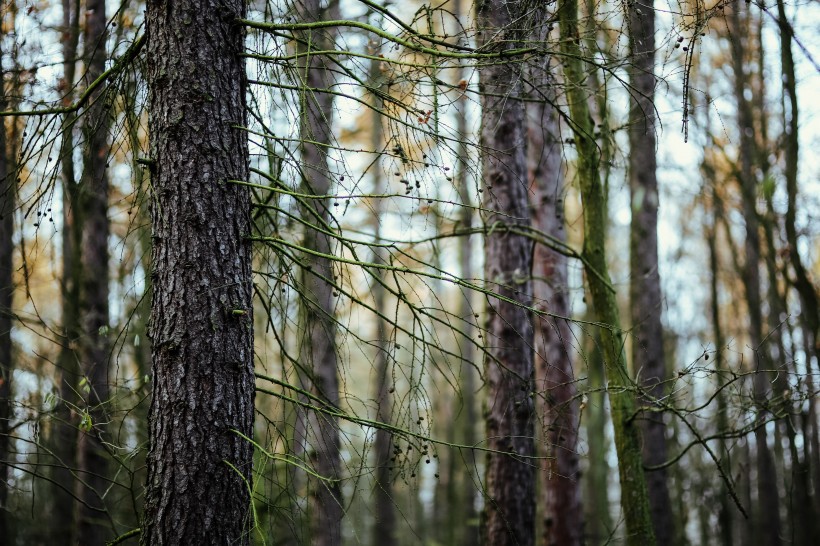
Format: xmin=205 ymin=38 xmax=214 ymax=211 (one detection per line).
xmin=141 ymin=1 xmax=255 ymax=544
xmin=527 ymin=56 xmax=582 ymax=546
xmin=76 ymin=1 xmax=113 ymax=541
xmin=559 ymin=0 xmax=655 ymax=543
xmin=294 ymin=0 xmax=344 ymax=543
xmin=627 ymin=3 xmax=676 ymax=545
xmin=477 ymin=1 xmax=535 ymax=544
xmin=728 ymin=3 xmax=782 ymax=544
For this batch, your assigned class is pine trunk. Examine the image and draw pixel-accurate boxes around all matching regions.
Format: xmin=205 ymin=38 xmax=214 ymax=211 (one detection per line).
xmin=141 ymin=1 xmax=255 ymax=543
xmin=52 ymin=0 xmax=82 ymax=540
xmin=75 ymin=1 xmax=113 ymax=541
xmin=627 ymin=3 xmax=676 ymax=544
xmin=477 ymin=1 xmax=536 ymax=544
xmin=527 ymin=54 xmax=582 ymax=546
xmin=295 ymin=0 xmax=344 ymax=542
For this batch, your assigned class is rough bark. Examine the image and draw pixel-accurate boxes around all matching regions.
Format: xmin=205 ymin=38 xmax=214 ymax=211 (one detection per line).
xmin=626 ymin=3 xmax=676 ymax=545
xmin=727 ymin=3 xmax=782 ymax=544
xmin=476 ymin=1 xmax=535 ymax=544
xmin=527 ymin=53 xmax=582 ymax=546
xmin=75 ymin=1 xmax=113 ymax=541
xmin=141 ymin=1 xmax=255 ymax=544
xmin=558 ymin=0 xmax=655 ymax=543
xmin=51 ymin=0 xmax=83 ymax=541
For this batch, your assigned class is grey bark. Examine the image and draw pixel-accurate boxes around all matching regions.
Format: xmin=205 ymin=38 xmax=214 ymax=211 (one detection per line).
xmin=476 ymin=1 xmax=535 ymax=544
xmin=141 ymin=1 xmax=255 ymax=543
xmin=294 ymin=0 xmax=343 ymax=543
xmin=526 ymin=54 xmax=582 ymax=546
xmin=627 ymin=3 xmax=676 ymax=545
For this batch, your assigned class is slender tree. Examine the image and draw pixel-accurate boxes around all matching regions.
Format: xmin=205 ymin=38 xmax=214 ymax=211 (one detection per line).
xmin=727 ymin=3 xmax=782 ymax=543
xmin=75 ymin=1 xmax=113 ymax=541
xmin=368 ymin=22 xmax=395 ymax=543
xmin=140 ymin=1 xmax=255 ymax=543
xmin=293 ymin=0 xmax=344 ymax=542
xmin=527 ymin=47 xmax=582 ymax=546
xmin=476 ymin=0 xmax=535 ymax=543
xmin=559 ymin=0 xmax=655 ymax=542
xmin=626 ymin=2 xmax=676 ymax=544
xmin=51 ymin=0 xmax=83 ymax=540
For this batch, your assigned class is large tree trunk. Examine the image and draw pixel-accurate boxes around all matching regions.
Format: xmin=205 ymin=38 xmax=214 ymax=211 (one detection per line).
xmin=727 ymin=3 xmax=782 ymax=544
xmin=626 ymin=3 xmax=676 ymax=545
xmin=294 ymin=0 xmax=344 ymax=543
xmin=527 ymin=51 xmax=582 ymax=546
xmin=75 ymin=1 xmax=113 ymax=541
xmin=476 ymin=1 xmax=535 ymax=544
xmin=141 ymin=1 xmax=255 ymax=543
xmin=558 ymin=0 xmax=655 ymax=543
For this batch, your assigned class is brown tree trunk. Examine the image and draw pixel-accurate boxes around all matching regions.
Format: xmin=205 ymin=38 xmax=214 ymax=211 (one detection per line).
xmin=141 ymin=1 xmax=255 ymax=543
xmin=75 ymin=1 xmax=113 ymax=541
xmin=728 ymin=3 xmax=782 ymax=544
xmin=294 ymin=0 xmax=344 ymax=543
xmin=51 ymin=0 xmax=83 ymax=541
xmin=527 ymin=50 xmax=582 ymax=546
xmin=627 ymin=3 xmax=676 ymax=545
xmin=476 ymin=1 xmax=535 ymax=544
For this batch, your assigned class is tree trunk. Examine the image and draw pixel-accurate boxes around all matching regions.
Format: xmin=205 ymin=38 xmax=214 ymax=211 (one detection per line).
xmin=559 ymin=0 xmax=655 ymax=543
xmin=476 ymin=1 xmax=536 ymax=544
xmin=141 ymin=1 xmax=255 ymax=543
xmin=706 ymin=186 xmax=733 ymax=546
xmin=777 ymin=0 xmax=820 ymax=523
xmin=369 ymin=24 xmax=395 ymax=543
xmin=727 ymin=3 xmax=782 ymax=544
xmin=627 ymin=3 xmax=676 ymax=544
xmin=75 ymin=1 xmax=113 ymax=541
xmin=583 ymin=324 xmax=613 ymax=545
xmin=52 ymin=0 xmax=82 ymax=541
xmin=294 ymin=0 xmax=344 ymax=543
xmin=527 ymin=50 xmax=582 ymax=546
